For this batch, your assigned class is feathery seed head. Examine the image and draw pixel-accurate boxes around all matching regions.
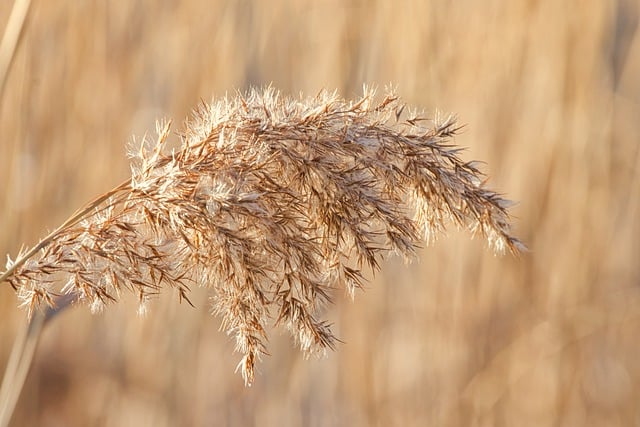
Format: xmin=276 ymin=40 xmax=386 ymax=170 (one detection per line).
xmin=2 ymin=87 xmax=524 ymax=385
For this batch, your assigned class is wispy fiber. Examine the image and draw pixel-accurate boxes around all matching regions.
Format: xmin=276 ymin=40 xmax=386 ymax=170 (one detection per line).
xmin=1 ymin=88 xmax=523 ymax=385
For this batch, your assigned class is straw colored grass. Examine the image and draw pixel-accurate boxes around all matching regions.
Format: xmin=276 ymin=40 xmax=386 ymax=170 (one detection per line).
xmin=1 ymin=87 xmax=522 ymax=385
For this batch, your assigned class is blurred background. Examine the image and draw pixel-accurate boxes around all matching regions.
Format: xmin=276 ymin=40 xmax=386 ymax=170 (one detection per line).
xmin=1 ymin=0 xmax=639 ymax=426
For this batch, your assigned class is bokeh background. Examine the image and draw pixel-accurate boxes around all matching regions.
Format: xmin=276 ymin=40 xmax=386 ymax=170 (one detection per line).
xmin=1 ymin=1 xmax=639 ymax=426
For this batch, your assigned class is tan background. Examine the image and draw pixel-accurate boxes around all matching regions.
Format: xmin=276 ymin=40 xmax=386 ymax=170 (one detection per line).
xmin=1 ymin=1 xmax=640 ymax=426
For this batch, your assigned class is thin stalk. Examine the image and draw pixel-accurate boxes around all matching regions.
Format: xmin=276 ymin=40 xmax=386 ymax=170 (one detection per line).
xmin=0 ymin=0 xmax=32 ymax=99
xmin=0 ymin=179 xmax=130 ymax=285
xmin=0 ymin=312 xmax=43 ymax=427
xmin=0 ymin=293 xmax=76 ymax=427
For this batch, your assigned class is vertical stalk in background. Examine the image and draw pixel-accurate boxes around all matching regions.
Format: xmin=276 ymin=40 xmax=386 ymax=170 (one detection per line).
xmin=0 ymin=293 xmax=77 ymax=427
xmin=0 ymin=1 xmax=34 ymax=425
xmin=0 ymin=311 xmax=43 ymax=427
xmin=0 ymin=0 xmax=32 ymax=99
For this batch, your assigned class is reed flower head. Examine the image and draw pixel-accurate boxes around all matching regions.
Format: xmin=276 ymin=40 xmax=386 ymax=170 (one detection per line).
xmin=2 ymin=87 xmax=524 ymax=385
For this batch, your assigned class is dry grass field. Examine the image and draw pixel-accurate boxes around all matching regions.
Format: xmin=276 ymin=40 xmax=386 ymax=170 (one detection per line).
xmin=1 ymin=1 xmax=639 ymax=426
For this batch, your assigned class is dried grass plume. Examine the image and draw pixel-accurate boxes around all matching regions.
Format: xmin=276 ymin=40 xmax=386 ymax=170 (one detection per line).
xmin=0 ymin=87 xmax=524 ymax=385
